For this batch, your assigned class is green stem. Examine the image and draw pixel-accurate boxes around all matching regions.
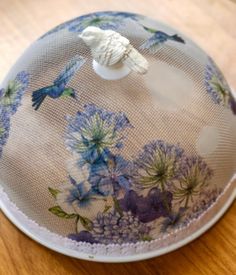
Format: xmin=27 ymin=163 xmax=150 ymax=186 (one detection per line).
xmin=184 ymin=195 xmax=190 ymax=209
xmin=113 ymin=196 xmax=123 ymax=217
xmin=160 ymin=180 xmax=171 ymax=214
xmin=75 ymin=215 xmax=80 ymax=233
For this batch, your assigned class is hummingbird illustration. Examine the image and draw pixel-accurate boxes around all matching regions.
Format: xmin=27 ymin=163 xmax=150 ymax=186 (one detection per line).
xmin=32 ymin=55 xmax=86 ymax=110
xmin=140 ymin=26 xmax=185 ymax=53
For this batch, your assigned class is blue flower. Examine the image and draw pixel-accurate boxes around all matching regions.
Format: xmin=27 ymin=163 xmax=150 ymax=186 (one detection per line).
xmin=0 ymin=107 xmax=10 ymax=156
xmin=173 ymin=156 xmax=213 ymax=208
xmin=56 ymin=176 xmax=103 ymax=215
xmin=119 ymin=188 xmax=173 ymax=223
xmin=161 ymin=207 xmax=186 ymax=232
xmin=89 ymin=153 xmax=132 ymax=196
xmin=205 ymin=57 xmax=236 ymax=114
xmin=134 ymin=140 xmax=184 ymax=190
xmin=65 ymin=104 xmax=132 ymax=164
xmin=40 ymin=12 xmax=140 ymax=39
xmin=0 ymin=71 xmax=29 ymax=115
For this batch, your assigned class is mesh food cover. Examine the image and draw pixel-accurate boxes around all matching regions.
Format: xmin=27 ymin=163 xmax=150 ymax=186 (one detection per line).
xmin=0 ymin=11 xmax=235 ymax=262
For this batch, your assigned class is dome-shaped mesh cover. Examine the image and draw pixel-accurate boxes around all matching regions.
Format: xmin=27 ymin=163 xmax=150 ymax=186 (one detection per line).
xmin=0 ymin=11 xmax=235 ymax=260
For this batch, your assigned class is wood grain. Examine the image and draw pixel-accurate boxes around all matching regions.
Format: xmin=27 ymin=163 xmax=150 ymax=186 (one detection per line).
xmin=0 ymin=0 xmax=235 ymax=274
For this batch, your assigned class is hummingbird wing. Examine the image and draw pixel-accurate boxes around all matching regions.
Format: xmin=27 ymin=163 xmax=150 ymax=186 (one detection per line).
xmin=54 ymin=55 xmax=86 ymax=87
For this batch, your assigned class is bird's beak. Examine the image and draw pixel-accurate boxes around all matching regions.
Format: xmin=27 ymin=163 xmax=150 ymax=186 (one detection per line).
xmin=71 ymin=93 xmax=78 ymax=101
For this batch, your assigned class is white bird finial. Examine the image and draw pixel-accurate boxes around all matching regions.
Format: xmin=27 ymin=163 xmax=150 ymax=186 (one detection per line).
xmin=79 ymin=26 xmax=148 ymax=80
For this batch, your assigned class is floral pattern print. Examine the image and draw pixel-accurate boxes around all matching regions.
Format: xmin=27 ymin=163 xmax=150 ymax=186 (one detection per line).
xmin=205 ymin=57 xmax=236 ymax=115
xmin=65 ymin=104 xmax=132 ymax=164
xmin=89 ymin=153 xmax=132 ymax=196
xmin=0 ymin=108 xmax=10 ymax=156
xmin=0 ymin=71 xmax=29 ymax=115
xmin=133 ymin=140 xmax=184 ymax=190
xmin=173 ymin=156 xmax=213 ymax=208
xmin=49 ymin=104 xmax=215 ymax=245
xmin=0 ymin=71 xmax=29 ymax=156
xmin=40 ymin=11 xmax=140 ymax=39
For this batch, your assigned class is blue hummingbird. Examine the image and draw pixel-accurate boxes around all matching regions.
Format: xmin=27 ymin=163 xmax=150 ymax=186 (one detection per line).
xmin=32 ymin=55 xmax=86 ymax=110
xmin=140 ymin=26 xmax=185 ymax=53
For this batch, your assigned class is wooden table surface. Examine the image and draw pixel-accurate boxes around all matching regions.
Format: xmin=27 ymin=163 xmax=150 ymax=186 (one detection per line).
xmin=0 ymin=0 xmax=235 ymax=274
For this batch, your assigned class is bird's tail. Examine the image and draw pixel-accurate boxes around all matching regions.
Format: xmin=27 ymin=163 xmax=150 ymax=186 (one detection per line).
xmin=32 ymin=88 xmax=47 ymax=110
xmin=171 ymin=34 xmax=185 ymax=44
xmin=122 ymin=45 xmax=148 ymax=74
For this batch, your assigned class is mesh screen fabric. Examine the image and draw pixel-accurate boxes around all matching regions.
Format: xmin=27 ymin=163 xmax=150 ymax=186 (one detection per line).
xmin=0 ymin=12 xmax=235 ymax=255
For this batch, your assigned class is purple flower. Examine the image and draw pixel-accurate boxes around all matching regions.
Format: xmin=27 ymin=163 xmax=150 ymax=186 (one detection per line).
xmin=119 ymin=188 xmax=173 ymax=223
xmin=173 ymin=156 xmax=213 ymax=208
xmin=65 ymin=104 xmax=132 ymax=164
xmin=134 ymin=140 xmax=184 ymax=190
xmin=68 ymin=231 xmax=97 ymax=244
xmin=90 ymin=210 xmax=151 ymax=245
xmin=0 ymin=71 xmax=29 ymax=115
xmin=89 ymin=153 xmax=132 ymax=196
xmin=186 ymin=188 xmax=222 ymax=221
xmin=0 ymin=107 xmax=10 ymax=156
xmin=205 ymin=57 xmax=236 ymax=115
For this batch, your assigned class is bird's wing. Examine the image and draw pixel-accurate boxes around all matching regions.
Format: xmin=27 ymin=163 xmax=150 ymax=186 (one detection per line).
xmin=54 ymin=55 xmax=86 ymax=86
xmin=140 ymin=36 xmax=161 ymax=50
xmin=94 ymin=32 xmax=129 ymax=66
xmin=122 ymin=45 xmax=148 ymax=74
xmin=142 ymin=26 xmax=157 ymax=33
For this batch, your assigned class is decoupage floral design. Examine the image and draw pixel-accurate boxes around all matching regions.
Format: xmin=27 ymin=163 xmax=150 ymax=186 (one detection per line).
xmin=49 ymin=104 xmax=216 ymax=245
xmin=205 ymin=57 xmax=236 ymax=115
xmin=40 ymin=11 xmax=141 ymax=39
xmin=0 ymin=71 xmax=29 ymax=156
xmin=0 ymin=71 xmax=29 ymax=115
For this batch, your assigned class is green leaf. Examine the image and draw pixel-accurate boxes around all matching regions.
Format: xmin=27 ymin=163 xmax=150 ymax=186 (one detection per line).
xmin=79 ymin=216 xmax=93 ymax=231
xmin=48 ymin=206 xmax=77 ymax=219
xmin=48 ymin=187 xmax=61 ymax=198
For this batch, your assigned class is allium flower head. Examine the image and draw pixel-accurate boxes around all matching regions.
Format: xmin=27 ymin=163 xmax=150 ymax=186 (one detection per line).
xmin=205 ymin=57 xmax=236 ymax=114
xmin=186 ymin=187 xmax=221 ymax=221
xmin=89 ymin=153 xmax=132 ymax=196
xmin=65 ymin=104 xmax=132 ymax=163
xmin=0 ymin=71 xmax=29 ymax=115
xmin=134 ymin=140 xmax=184 ymax=190
xmin=0 ymin=108 xmax=10 ymax=156
xmin=173 ymin=156 xmax=213 ymax=207
xmin=90 ymin=210 xmax=151 ymax=244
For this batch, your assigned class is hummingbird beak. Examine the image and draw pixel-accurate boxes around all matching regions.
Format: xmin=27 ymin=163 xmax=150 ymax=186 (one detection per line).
xmin=71 ymin=93 xmax=78 ymax=101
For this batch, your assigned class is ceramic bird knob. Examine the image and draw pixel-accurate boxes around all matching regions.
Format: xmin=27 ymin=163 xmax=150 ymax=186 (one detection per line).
xmin=79 ymin=26 xmax=148 ymax=79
